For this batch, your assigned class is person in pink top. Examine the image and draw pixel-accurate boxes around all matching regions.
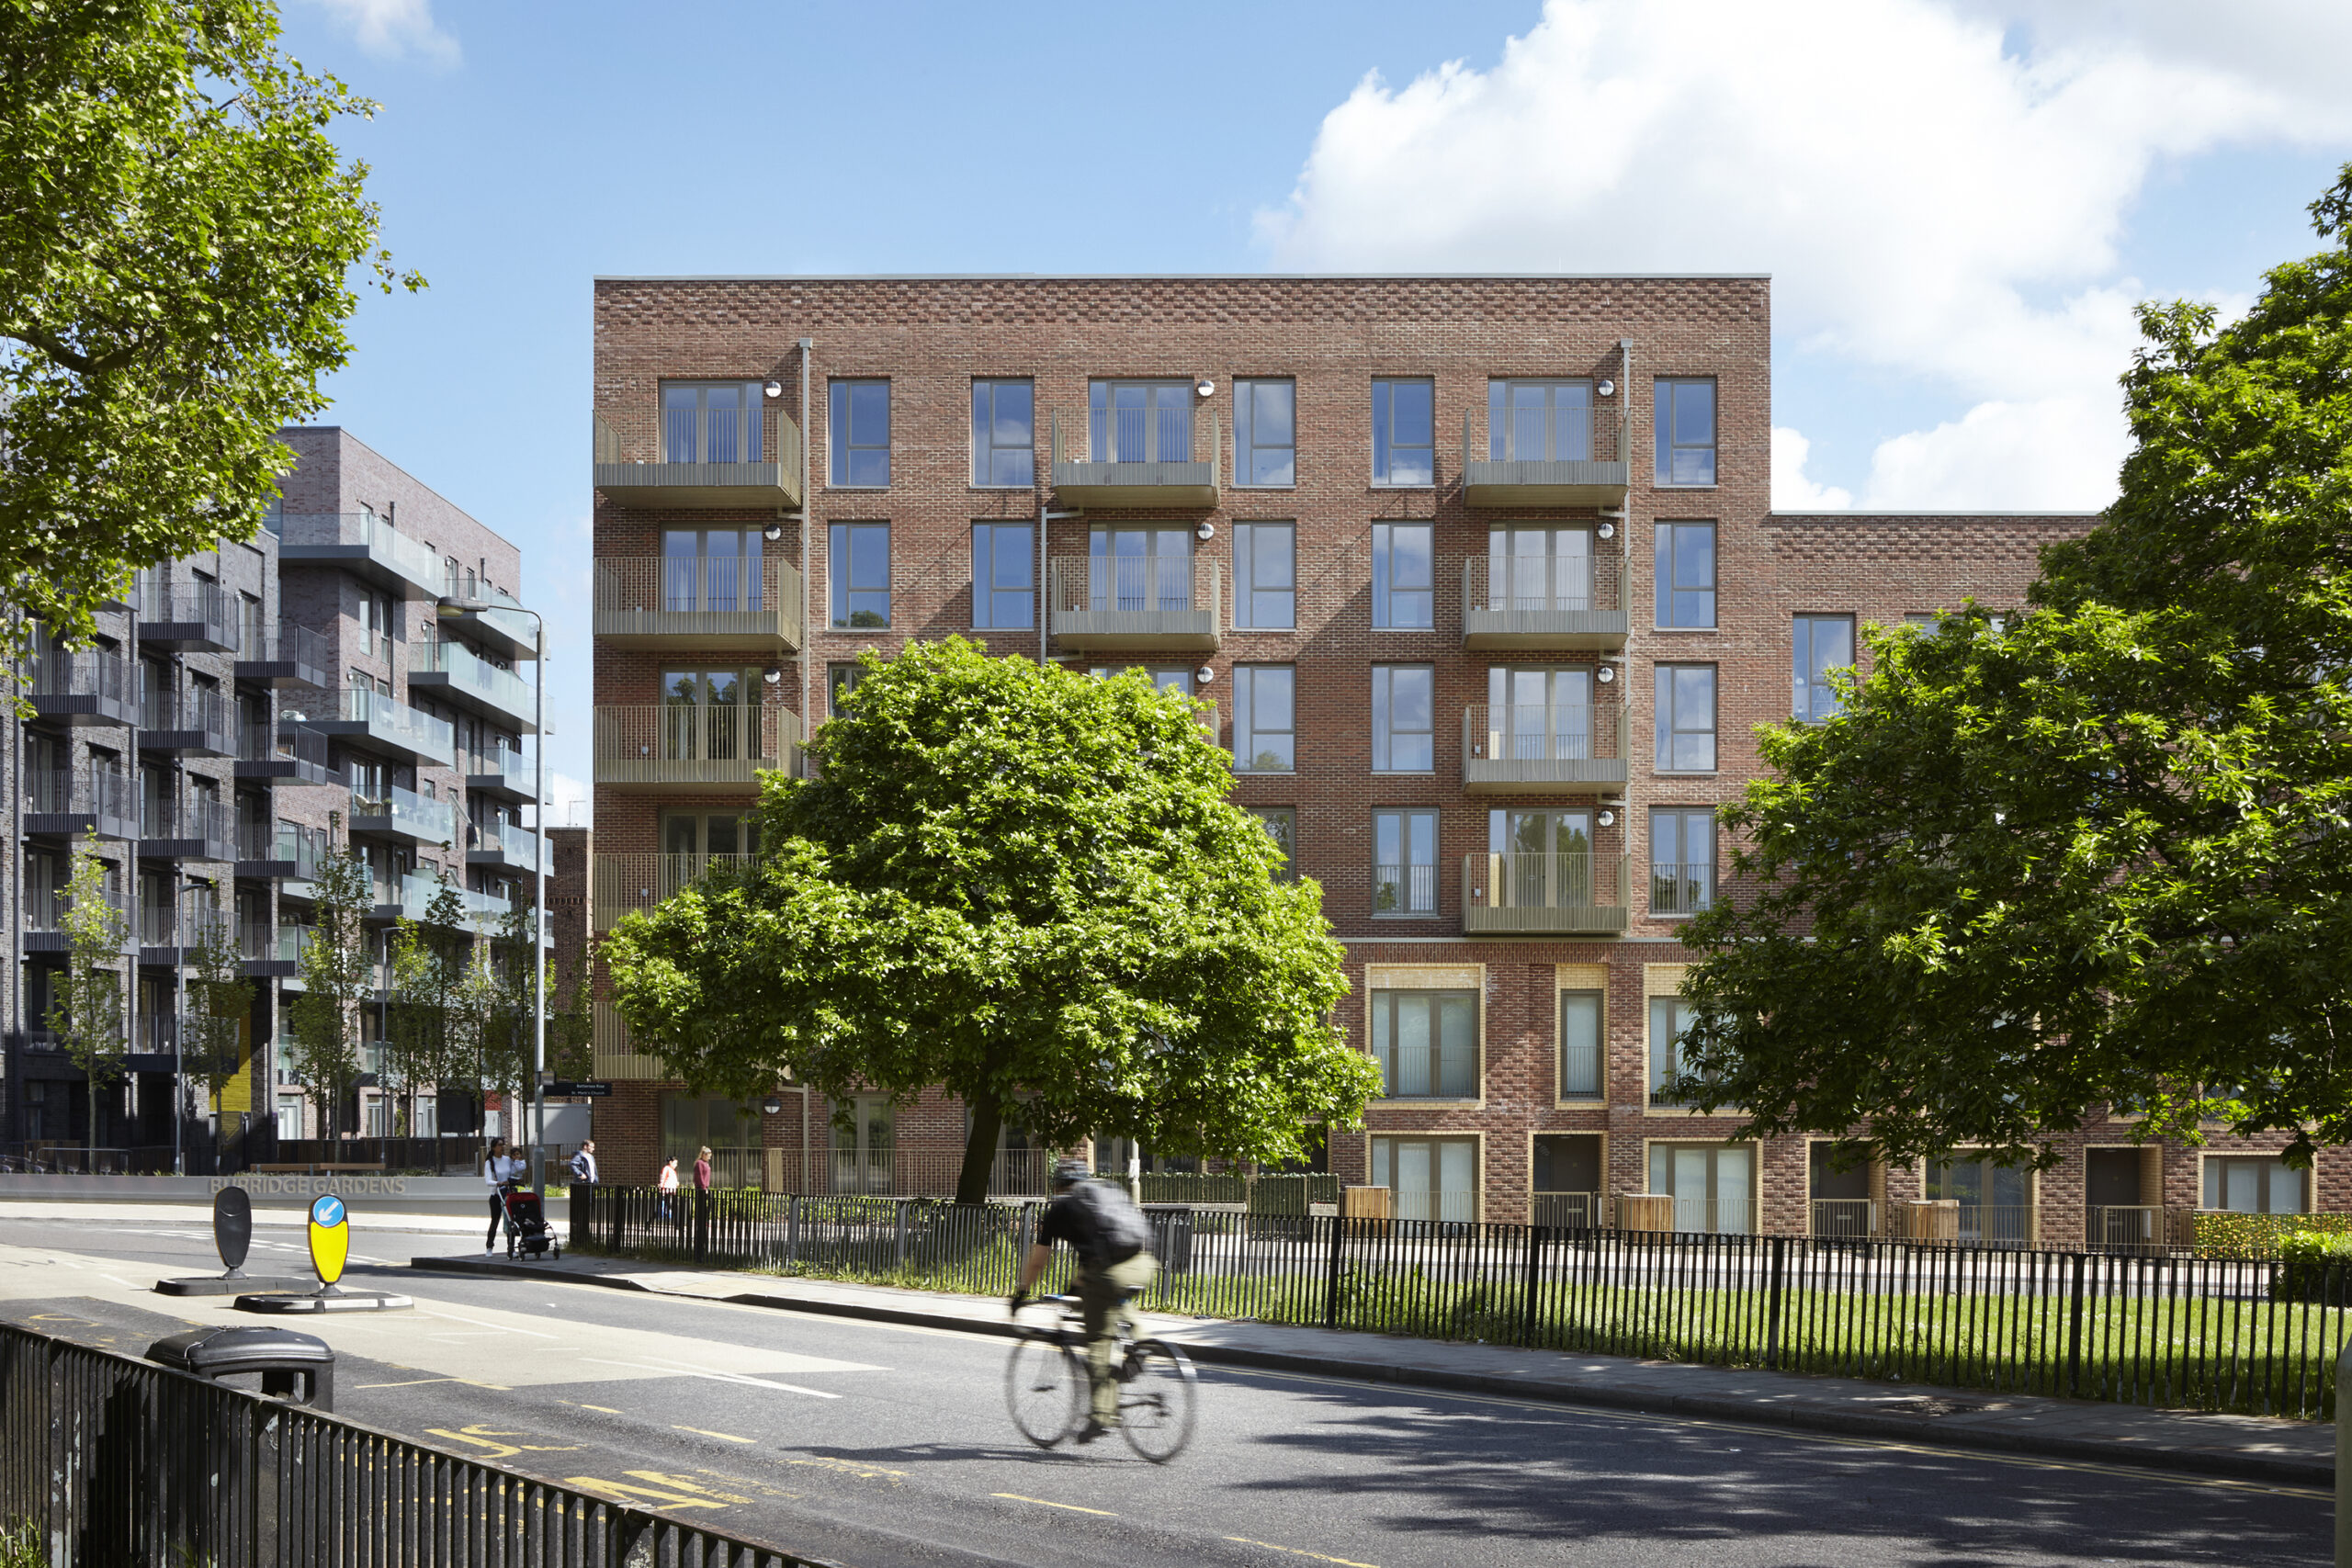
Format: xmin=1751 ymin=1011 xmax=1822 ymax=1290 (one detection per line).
xmin=656 ymin=1156 xmax=679 ymax=1223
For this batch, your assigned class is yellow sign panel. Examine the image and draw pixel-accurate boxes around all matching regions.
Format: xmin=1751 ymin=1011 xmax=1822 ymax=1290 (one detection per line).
xmin=218 ymin=1015 xmax=253 ymax=1117
xmin=307 ymin=1194 xmax=349 ymax=1287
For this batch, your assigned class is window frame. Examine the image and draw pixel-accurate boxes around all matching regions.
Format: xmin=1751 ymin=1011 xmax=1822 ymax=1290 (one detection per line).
xmin=1371 ymin=663 xmax=1435 ymax=773
xmin=829 ymin=378 xmax=892 ymax=489
xmin=1233 ymin=378 xmax=1297 ymax=489
xmin=1649 ymin=807 xmax=1716 ymax=918
xmin=1089 ymin=379 xmax=1194 ymax=464
xmin=1559 ymin=988 xmax=1604 ymax=1100
xmin=1231 ymin=663 xmax=1296 ymax=774
xmin=1371 ymin=522 xmax=1435 ymax=630
xmin=1371 ymin=378 xmax=1436 ymax=488
xmin=828 ymin=523 xmax=891 ymax=630
xmin=1230 ymin=522 xmax=1296 ymax=630
xmin=1250 ymin=807 xmax=1297 ymax=882
xmin=969 ymin=378 xmax=1035 ymax=489
xmin=1792 ymin=614 xmax=1856 ymax=724
xmin=661 ymin=379 xmax=764 ymax=466
xmin=1368 ymin=1134 xmax=1481 ymax=1224
xmin=1487 ymin=378 xmax=1595 ymax=463
xmin=969 ymin=521 xmax=1035 ymax=631
xmin=1368 ymin=988 xmax=1481 ymax=1100
xmin=2201 ymin=1156 xmax=2308 ymax=1214
xmin=1654 ymin=522 xmax=1717 ymax=629
xmin=1654 ymin=378 xmax=1718 ymax=487
xmin=1654 ymin=663 xmax=1718 ymax=773
xmin=1371 ymin=807 xmax=1439 ymax=917
xmin=1645 ymin=1140 xmax=1754 ymax=1235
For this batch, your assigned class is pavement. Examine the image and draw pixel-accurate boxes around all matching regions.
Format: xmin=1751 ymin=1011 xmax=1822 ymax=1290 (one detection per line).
xmin=412 ymin=1246 xmax=2338 ymax=1488
xmin=0 ymin=1201 xmax=496 ymax=1235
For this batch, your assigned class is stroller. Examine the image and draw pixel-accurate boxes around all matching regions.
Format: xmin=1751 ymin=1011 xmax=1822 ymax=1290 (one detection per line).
xmin=498 ymin=1183 xmax=561 ymax=1261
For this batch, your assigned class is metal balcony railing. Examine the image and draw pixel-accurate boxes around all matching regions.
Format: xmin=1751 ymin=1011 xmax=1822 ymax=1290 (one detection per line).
xmin=594 ymin=704 xmax=800 ymax=789
xmin=26 ymin=646 xmax=134 ymax=723
xmin=139 ymin=683 xmax=233 ymax=750
xmin=1615 ymin=1195 xmax=1756 ymax=1235
xmin=1888 ymin=1201 xmax=2041 ymax=1248
xmin=234 ymin=622 xmax=335 ymax=685
xmin=592 ymin=411 xmax=805 ymax=509
xmin=594 ymin=556 xmax=804 ymax=650
xmin=1046 ymin=556 xmax=1222 ymax=652
xmin=1463 ymin=852 xmax=1630 ymax=935
xmin=139 ymin=794 xmax=232 ymax=854
xmin=409 ymin=639 xmax=535 ymax=724
xmin=1460 ymin=552 xmax=1629 ymax=651
xmin=1047 ymin=407 xmax=1220 ymax=507
xmin=2087 ymin=1204 xmax=2197 ymax=1253
xmin=275 ymin=512 xmax=447 ymax=595
xmin=1462 ymin=702 xmax=1629 ymax=795
xmin=1650 ymin=860 xmax=1716 ymax=916
xmin=134 ymin=581 xmax=239 ymax=648
xmin=24 ymin=770 xmax=71 ymax=814
xmin=593 ymin=852 xmax=757 ymax=931
xmin=1461 ymin=410 xmax=1631 ymax=507
xmin=471 ymin=818 xmax=540 ymax=872
xmin=1809 ymin=1199 xmax=1879 ymax=1239
xmin=348 ymin=783 xmax=457 ymax=847
xmin=463 ymin=741 xmax=537 ymax=796
xmin=294 ymin=685 xmax=455 ymax=765
xmin=1373 ymin=861 xmax=1439 ymax=916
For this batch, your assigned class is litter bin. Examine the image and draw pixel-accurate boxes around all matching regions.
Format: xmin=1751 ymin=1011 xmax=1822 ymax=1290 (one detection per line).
xmin=146 ymin=1325 xmax=335 ymax=1411
xmin=1143 ymin=1205 xmax=1195 ymax=1275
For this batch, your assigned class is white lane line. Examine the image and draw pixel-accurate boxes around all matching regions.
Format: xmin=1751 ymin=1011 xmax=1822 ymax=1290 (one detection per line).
xmin=578 ymin=1357 xmax=842 ymax=1399
xmin=413 ymin=1306 xmax=561 ymax=1339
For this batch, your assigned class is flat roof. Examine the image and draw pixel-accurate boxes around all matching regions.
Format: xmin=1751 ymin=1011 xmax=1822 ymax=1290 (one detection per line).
xmin=1769 ymin=511 xmax=2103 ymax=519
xmin=593 ymin=271 xmax=1773 ymax=283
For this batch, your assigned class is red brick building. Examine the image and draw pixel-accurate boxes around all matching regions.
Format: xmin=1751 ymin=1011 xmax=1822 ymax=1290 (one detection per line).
xmin=585 ymin=274 xmax=2334 ymax=1244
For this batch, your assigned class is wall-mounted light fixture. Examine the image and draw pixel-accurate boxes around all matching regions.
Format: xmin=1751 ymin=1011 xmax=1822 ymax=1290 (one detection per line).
xmin=1194 ymin=666 xmax=1215 ymax=684
xmin=763 ymin=382 xmax=783 ymax=400
xmin=1597 ymin=521 xmax=1616 ymax=541
xmin=1596 ymin=665 xmax=1616 ymax=684
xmin=1597 ymin=378 xmax=1616 ymax=398
xmin=763 ymin=667 xmax=782 ymax=685
xmin=1195 ymin=521 xmax=1216 ymax=541
xmin=1598 ymin=809 xmax=1617 ymax=828
xmin=1194 ymin=378 xmax=1216 ymax=398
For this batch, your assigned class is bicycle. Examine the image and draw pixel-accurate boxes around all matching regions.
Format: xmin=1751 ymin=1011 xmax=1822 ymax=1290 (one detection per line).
xmin=1006 ymin=1292 xmax=1197 ymax=1462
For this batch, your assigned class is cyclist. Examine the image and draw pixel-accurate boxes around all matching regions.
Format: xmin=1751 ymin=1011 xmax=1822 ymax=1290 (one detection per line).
xmin=1012 ymin=1158 xmax=1157 ymax=1443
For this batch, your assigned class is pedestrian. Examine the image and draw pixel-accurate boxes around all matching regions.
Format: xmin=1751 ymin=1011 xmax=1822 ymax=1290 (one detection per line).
xmin=482 ymin=1137 xmax=512 ymax=1256
xmin=692 ymin=1145 xmax=714 ymax=1255
xmin=568 ymin=1139 xmax=598 ymax=1244
xmin=657 ymin=1156 xmax=679 ymax=1223
xmin=694 ymin=1145 xmax=713 ymax=1196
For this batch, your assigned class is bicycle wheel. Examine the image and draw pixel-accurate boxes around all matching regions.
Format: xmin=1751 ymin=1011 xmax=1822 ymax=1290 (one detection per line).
xmin=1004 ymin=1335 xmax=1086 ymax=1449
xmin=1116 ymin=1339 xmax=1197 ymax=1462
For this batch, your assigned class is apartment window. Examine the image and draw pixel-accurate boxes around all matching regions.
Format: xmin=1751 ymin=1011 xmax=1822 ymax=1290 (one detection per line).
xmin=1655 ymin=523 xmax=1716 ymax=628
xmin=825 ymin=664 xmax=863 ymax=718
xmin=1371 ymin=990 xmax=1477 ymax=1099
xmin=1792 ymin=615 xmax=1855 ymax=723
xmin=1654 ymin=378 xmax=1717 ymax=486
xmin=661 ymin=812 xmax=758 ymax=857
xmin=830 ymin=523 xmax=890 ymax=628
xmin=1231 ymin=665 xmax=1295 ymax=773
xmin=1487 ymin=526 xmax=1596 ymax=613
xmin=662 ymin=528 xmax=764 ymax=614
xmin=1489 ymin=808 xmax=1595 ymax=914
xmin=1250 ymin=807 xmax=1296 ymax=882
xmin=1648 ymin=1143 xmax=1752 ymax=1235
xmin=1371 ymin=378 xmax=1434 ymax=486
xmin=1089 ymin=665 xmax=1194 ymax=696
xmin=970 ymin=379 xmax=1035 ymax=487
xmin=2203 ymin=1157 xmax=2306 ymax=1214
xmin=970 ymin=523 xmax=1034 ymax=630
xmin=659 ymin=668 xmax=756 ymax=761
xmin=1488 ymin=379 xmax=1593 ymax=462
xmin=1924 ymin=1155 xmax=2034 ymax=1246
xmin=830 ymin=379 xmax=891 ymax=487
xmin=1647 ymin=996 xmax=1698 ymax=1108
xmin=1560 ymin=990 xmax=1602 ymax=1100
xmin=1087 ymin=527 xmax=1193 ymax=613
xmin=1373 ymin=808 xmax=1437 ymax=915
xmin=1485 ymin=667 xmax=1593 ymax=762
xmin=1370 ymin=1136 xmax=1477 ymax=1224
xmin=1371 ymin=523 xmax=1433 ymax=628
xmin=1234 ymin=378 xmax=1296 ymax=487
xmin=1651 ymin=807 xmax=1715 ymax=915
xmin=1231 ymin=523 xmax=1295 ymax=629
xmin=662 ymin=380 xmax=763 ymax=464
xmin=1371 ymin=665 xmax=1433 ymax=773
xmin=1655 ymin=664 xmax=1716 ymax=772
xmin=1090 ymin=380 xmax=1193 ymax=463
xmin=25 ymin=850 xmax=62 ymax=932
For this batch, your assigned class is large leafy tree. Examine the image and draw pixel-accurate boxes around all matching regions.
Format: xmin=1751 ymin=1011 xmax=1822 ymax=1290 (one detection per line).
xmin=1 ymin=0 xmax=420 ymax=650
xmin=608 ymin=637 xmax=1377 ymax=1205
xmin=1676 ymin=166 xmax=2352 ymax=1169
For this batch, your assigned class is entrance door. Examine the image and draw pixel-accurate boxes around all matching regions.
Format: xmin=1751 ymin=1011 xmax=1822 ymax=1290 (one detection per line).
xmin=1091 ymin=381 xmax=1192 ymax=464
xmin=663 ymin=528 xmax=763 ymax=614
xmin=2085 ymin=1148 xmax=2145 ymax=1246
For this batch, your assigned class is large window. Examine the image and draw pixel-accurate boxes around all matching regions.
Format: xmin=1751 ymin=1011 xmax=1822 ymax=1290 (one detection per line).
xmin=1486 ymin=667 xmax=1593 ymax=762
xmin=1792 ymin=615 xmax=1854 ymax=723
xmin=1489 ymin=807 xmax=1595 ymax=913
xmin=1371 ymin=664 xmax=1433 ymax=772
xmin=1654 ymin=378 xmax=1717 ymax=486
xmin=1560 ymin=990 xmax=1602 ymax=1100
xmin=1373 ymin=808 xmax=1438 ymax=915
xmin=829 ymin=523 xmax=890 ymax=628
xmin=661 ymin=811 xmax=758 ymax=858
xmin=970 ymin=523 xmax=1034 ymax=630
xmin=1647 ymin=996 xmax=1696 ymax=1108
xmin=1655 ymin=523 xmax=1716 ymax=628
xmin=1370 ymin=990 xmax=1477 ymax=1099
xmin=662 ymin=380 xmax=763 ymax=464
xmin=662 ymin=528 xmax=763 ymax=614
xmin=660 ymin=669 xmax=756 ymax=761
xmin=1251 ymin=807 xmax=1296 ymax=882
xmin=1088 ymin=527 xmax=1193 ymax=613
xmin=1234 ymin=378 xmax=1296 ymax=487
xmin=1090 ymin=380 xmax=1193 ymax=463
xmin=1650 ymin=807 xmax=1714 ymax=915
xmin=1488 ymin=526 xmax=1596 ymax=612
xmin=1371 ymin=1136 xmax=1476 ymax=1224
xmin=1655 ymin=664 xmax=1716 ymax=772
xmin=971 ymin=379 xmax=1035 ymax=487
xmin=1371 ymin=523 xmax=1433 ymax=628
xmin=1488 ymin=379 xmax=1592 ymax=462
xmin=826 ymin=662 xmax=864 ymax=716
xmin=1372 ymin=378 xmax=1434 ymax=486
xmin=2203 ymin=1156 xmax=2306 ymax=1214
xmin=1231 ymin=665 xmax=1295 ymax=773
xmin=830 ymin=379 xmax=891 ymax=488
xmin=1648 ymin=1143 xmax=1751 ymax=1235
xmin=1231 ymin=523 xmax=1295 ymax=629
xmin=1925 ymin=1155 xmax=2035 ymax=1247
xmin=660 ymin=1094 xmax=762 ymax=1183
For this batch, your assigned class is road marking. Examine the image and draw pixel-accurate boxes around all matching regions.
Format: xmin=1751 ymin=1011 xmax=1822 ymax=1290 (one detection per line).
xmin=673 ymin=1426 xmax=755 ymax=1444
xmin=560 ymin=1401 xmax=624 ymax=1415
xmin=626 ymin=1472 xmax=755 ymax=1504
xmin=423 ymin=1425 xmax=582 ymax=1461
xmin=358 ymin=1378 xmax=478 ymax=1390
xmin=414 ymin=1306 xmax=561 ymax=1339
xmin=564 ymin=1477 xmax=724 ymax=1510
xmin=578 ymin=1356 xmax=842 ymax=1399
xmin=993 ymin=1493 xmax=1115 ymax=1517
xmin=785 ymin=1456 xmax=906 ymax=1480
xmin=1226 ymin=1540 xmax=1382 ymax=1568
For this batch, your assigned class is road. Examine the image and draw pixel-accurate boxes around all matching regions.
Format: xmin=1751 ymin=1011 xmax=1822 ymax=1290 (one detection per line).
xmin=0 ymin=1213 xmax=2326 ymax=1568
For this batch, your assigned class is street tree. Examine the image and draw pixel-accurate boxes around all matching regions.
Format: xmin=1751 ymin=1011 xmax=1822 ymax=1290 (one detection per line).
xmin=44 ymin=831 xmax=128 ymax=1156
xmin=384 ymin=872 xmax=469 ymax=1139
xmin=607 ymin=637 xmax=1378 ymax=1206
xmin=184 ymin=903 xmax=255 ymax=1153
xmin=1 ymin=0 xmax=423 ymax=655
xmin=284 ymin=821 xmax=373 ymax=1156
xmin=1674 ymin=166 xmax=2352 ymax=1169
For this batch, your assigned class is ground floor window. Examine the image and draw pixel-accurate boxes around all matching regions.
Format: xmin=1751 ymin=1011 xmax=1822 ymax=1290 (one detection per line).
xmin=1371 ymin=1135 xmax=1476 ymax=1224
xmin=1924 ymin=1153 xmax=2034 ymax=1245
xmin=276 ymin=1095 xmax=303 ymax=1138
xmin=1648 ymin=1142 xmax=1752 ymax=1235
xmin=2203 ymin=1156 xmax=2306 ymax=1214
xmin=831 ymin=1093 xmax=893 ymax=1194
xmin=661 ymin=1094 xmax=762 ymax=1189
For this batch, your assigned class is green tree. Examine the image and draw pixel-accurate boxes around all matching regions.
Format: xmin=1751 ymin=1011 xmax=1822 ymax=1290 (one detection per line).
xmin=1675 ymin=166 xmax=2352 ymax=1169
xmin=607 ymin=637 xmax=1378 ymax=1205
xmin=0 ymin=0 xmax=422 ymax=654
xmin=45 ymin=831 xmax=128 ymax=1156
xmin=183 ymin=902 xmax=254 ymax=1147
xmin=384 ymin=871 xmax=469 ymax=1140
xmin=284 ymin=820 xmax=373 ymax=1156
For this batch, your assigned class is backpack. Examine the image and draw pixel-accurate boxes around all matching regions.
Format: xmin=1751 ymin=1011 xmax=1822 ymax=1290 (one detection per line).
xmin=1068 ymin=1179 xmax=1157 ymax=1262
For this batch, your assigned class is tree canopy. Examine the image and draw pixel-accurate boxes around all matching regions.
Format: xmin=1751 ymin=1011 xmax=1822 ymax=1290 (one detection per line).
xmin=606 ymin=637 xmax=1376 ymax=1203
xmin=1 ymin=0 xmax=419 ymax=649
xmin=1675 ymin=166 xmax=2352 ymax=1168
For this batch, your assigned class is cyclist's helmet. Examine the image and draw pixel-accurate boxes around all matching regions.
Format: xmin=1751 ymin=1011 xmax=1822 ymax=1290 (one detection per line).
xmin=1051 ymin=1158 xmax=1090 ymax=1190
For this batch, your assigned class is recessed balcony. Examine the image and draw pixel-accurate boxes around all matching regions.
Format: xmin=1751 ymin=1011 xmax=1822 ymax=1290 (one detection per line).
xmin=593 ymin=852 xmax=756 ymax=932
xmin=1048 ymin=408 xmax=1220 ymax=508
xmin=1460 ymin=412 xmax=1630 ymax=508
xmin=136 ymin=582 xmax=239 ymax=653
xmin=592 ymin=412 xmax=803 ymax=511
xmin=237 ymin=718 xmax=342 ymax=788
xmin=594 ymin=556 xmax=803 ymax=654
xmin=23 ymin=769 xmax=138 ymax=842
xmin=27 ymin=647 xmax=135 ymax=728
xmin=237 ymin=820 xmax=326 ymax=882
xmin=408 ymin=639 xmax=537 ymax=731
xmin=137 ymin=685 xmax=234 ymax=758
xmin=594 ymin=704 xmax=800 ymax=795
xmin=138 ymin=795 xmax=235 ymax=863
xmin=1462 ymin=702 xmax=1629 ymax=795
xmin=274 ymin=512 xmax=448 ymax=598
xmin=233 ymin=623 xmax=334 ymax=689
xmin=288 ymin=685 xmax=454 ymax=770
xmin=1048 ymin=556 xmax=1222 ymax=654
xmin=1462 ymin=554 xmax=1628 ymax=651
xmin=1463 ymin=852 xmax=1632 ymax=936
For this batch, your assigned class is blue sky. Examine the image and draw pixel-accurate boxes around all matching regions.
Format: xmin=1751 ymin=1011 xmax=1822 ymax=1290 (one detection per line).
xmin=277 ymin=0 xmax=2352 ymax=809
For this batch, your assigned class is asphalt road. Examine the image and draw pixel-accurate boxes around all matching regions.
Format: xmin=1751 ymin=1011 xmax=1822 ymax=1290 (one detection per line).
xmin=0 ymin=1213 xmax=2329 ymax=1568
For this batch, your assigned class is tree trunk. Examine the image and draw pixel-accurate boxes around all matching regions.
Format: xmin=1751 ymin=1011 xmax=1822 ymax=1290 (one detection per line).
xmin=956 ymin=1100 xmax=1002 ymax=1207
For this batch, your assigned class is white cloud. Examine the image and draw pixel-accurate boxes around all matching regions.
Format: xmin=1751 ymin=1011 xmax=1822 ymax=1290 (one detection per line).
xmin=299 ymin=0 xmax=458 ymax=64
xmin=1258 ymin=0 xmax=2352 ymax=508
xmin=1770 ymin=428 xmax=1853 ymax=511
xmin=1858 ymin=398 xmax=2127 ymax=510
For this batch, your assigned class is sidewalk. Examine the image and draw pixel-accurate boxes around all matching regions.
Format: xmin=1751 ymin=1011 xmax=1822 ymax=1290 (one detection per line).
xmin=2 ymin=1201 xmax=494 ymax=1236
xmin=410 ymin=1247 xmax=2336 ymax=1488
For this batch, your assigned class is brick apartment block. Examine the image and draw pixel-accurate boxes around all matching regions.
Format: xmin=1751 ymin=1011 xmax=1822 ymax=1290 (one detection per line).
xmin=585 ymin=274 xmax=2335 ymax=1245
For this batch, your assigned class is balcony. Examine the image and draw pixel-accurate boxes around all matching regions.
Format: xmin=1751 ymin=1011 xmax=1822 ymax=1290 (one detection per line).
xmin=348 ymin=784 xmax=458 ymax=849
xmin=1461 ymin=554 xmax=1628 ymax=651
xmin=1462 ymin=852 xmax=1632 ymax=936
xmin=594 ymin=704 xmax=800 ymax=795
xmin=275 ymin=512 xmax=448 ymax=597
xmin=23 ymin=769 xmax=137 ymax=841
xmin=241 ymin=918 xmax=299 ymax=979
xmin=444 ymin=581 xmax=540 ymax=663
xmin=137 ymin=684 xmax=234 ymax=757
xmin=289 ymin=685 xmax=454 ymax=769
xmin=468 ymin=819 xmax=540 ymax=874
xmin=238 ymin=819 xmax=325 ymax=882
xmin=463 ymin=742 xmax=536 ymax=803
xmin=27 ymin=647 xmax=135 ymax=727
xmin=136 ymin=581 xmax=239 ymax=652
xmin=21 ymin=884 xmax=130 ymax=955
xmin=1047 ymin=556 xmax=1222 ymax=654
xmin=1462 ymin=703 xmax=1629 ymax=794
xmin=594 ymin=852 xmax=756 ymax=932
xmin=238 ymin=717 xmax=341 ymax=787
xmin=594 ymin=556 xmax=803 ymax=654
xmin=234 ymin=623 xmax=334 ymax=689
xmin=372 ymin=872 xmax=550 ymax=942
xmin=407 ymin=639 xmax=537 ymax=730
xmin=1048 ymin=408 xmax=1220 ymax=508
xmin=592 ymin=411 xmax=804 ymax=511
xmin=139 ymin=795 xmax=235 ymax=863
xmin=1460 ymin=412 xmax=1630 ymax=509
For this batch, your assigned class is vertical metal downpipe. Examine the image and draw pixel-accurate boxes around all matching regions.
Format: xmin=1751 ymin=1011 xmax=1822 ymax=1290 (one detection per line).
xmin=798 ymin=338 xmax=813 ymax=758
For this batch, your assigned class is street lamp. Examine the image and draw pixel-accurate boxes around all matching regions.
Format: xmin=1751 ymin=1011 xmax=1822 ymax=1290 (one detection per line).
xmin=435 ymin=593 xmax=548 ymax=1196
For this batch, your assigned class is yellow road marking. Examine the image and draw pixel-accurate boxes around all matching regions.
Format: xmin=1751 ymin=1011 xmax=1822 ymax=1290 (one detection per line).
xmin=423 ymin=1425 xmax=582 ymax=1461
xmin=624 ymin=1472 xmax=754 ymax=1504
xmin=358 ymin=1379 xmax=480 ymax=1389
xmin=1227 ymin=1540 xmax=1382 ymax=1568
xmin=992 ymin=1493 xmax=1115 ymax=1517
xmin=560 ymin=1401 xmax=624 ymax=1414
xmin=786 ymin=1456 xmax=906 ymax=1480
xmin=673 ymin=1426 xmax=755 ymax=1444
xmin=564 ymin=1477 xmax=723 ymax=1509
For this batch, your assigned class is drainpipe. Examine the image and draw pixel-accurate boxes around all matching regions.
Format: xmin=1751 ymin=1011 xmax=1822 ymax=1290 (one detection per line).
xmin=797 ymin=339 xmax=813 ymax=750
xmin=7 ymin=605 xmax=18 ymax=1144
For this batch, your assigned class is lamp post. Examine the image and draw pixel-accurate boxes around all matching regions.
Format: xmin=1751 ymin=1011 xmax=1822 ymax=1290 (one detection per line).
xmin=435 ymin=594 xmax=548 ymax=1196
